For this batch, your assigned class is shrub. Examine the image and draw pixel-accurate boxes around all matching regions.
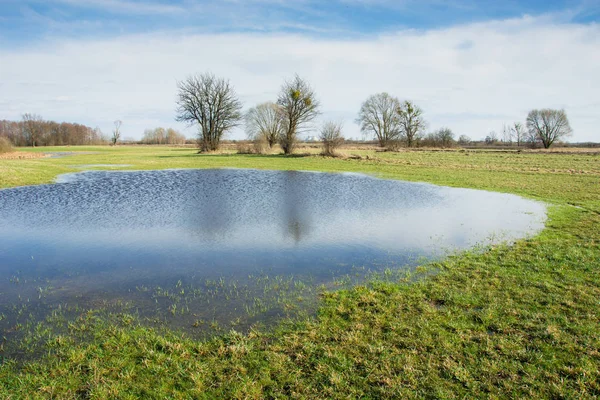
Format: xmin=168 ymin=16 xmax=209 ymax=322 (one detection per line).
xmin=384 ymin=140 xmax=402 ymax=151
xmin=253 ymin=137 xmax=269 ymax=154
xmin=236 ymin=142 xmax=255 ymax=154
xmin=320 ymin=121 xmax=344 ymax=156
xmin=236 ymin=138 xmax=269 ymax=155
xmin=0 ymin=136 xmax=13 ymax=154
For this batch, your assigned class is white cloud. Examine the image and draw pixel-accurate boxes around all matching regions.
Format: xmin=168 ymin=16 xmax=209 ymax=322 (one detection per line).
xmin=0 ymin=15 xmax=598 ymax=142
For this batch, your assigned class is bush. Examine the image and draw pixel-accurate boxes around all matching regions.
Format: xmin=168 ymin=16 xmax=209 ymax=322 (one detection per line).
xmin=320 ymin=122 xmax=344 ymax=156
xmin=236 ymin=138 xmax=269 ymax=155
xmin=420 ymin=128 xmax=455 ymax=148
xmin=384 ymin=140 xmax=402 ymax=151
xmin=0 ymin=136 xmax=13 ymax=153
xmin=236 ymin=142 xmax=255 ymax=154
xmin=458 ymin=135 xmax=471 ymax=146
xmin=253 ymin=137 xmax=269 ymax=154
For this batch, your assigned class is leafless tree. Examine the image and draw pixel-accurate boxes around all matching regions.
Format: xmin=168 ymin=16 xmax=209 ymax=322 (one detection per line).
xmin=526 ymin=109 xmax=572 ymax=149
xmin=112 ymin=120 xmax=122 ymax=145
xmin=3 ymin=118 xmax=105 ymax=146
xmin=176 ymin=72 xmax=243 ymax=152
xmin=319 ymin=121 xmax=344 ymax=156
xmin=21 ymin=113 xmax=45 ymax=147
xmin=245 ymin=102 xmax=284 ymax=148
xmin=502 ymin=123 xmax=513 ymax=144
xmin=277 ymin=74 xmax=320 ymax=155
xmin=458 ymin=134 xmax=471 ymax=145
xmin=485 ymin=131 xmax=499 ymax=145
xmin=356 ymin=93 xmax=401 ymax=148
xmin=166 ymin=128 xmax=186 ymax=145
xmin=0 ymin=120 xmax=21 ymax=145
xmin=511 ymin=122 xmax=526 ymax=147
xmin=435 ymin=127 xmax=455 ymax=148
xmin=397 ymin=100 xmax=426 ymax=147
xmin=142 ymin=127 xmax=186 ymax=145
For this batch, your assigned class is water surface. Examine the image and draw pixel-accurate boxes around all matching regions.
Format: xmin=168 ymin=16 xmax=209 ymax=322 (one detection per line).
xmin=0 ymin=169 xmax=545 ymax=341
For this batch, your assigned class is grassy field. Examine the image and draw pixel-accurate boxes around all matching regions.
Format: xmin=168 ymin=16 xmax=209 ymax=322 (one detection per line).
xmin=0 ymin=145 xmax=599 ymax=398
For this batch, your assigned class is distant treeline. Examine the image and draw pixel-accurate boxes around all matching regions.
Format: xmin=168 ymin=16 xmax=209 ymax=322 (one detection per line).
xmin=0 ymin=115 xmax=188 ymax=147
xmin=0 ymin=114 xmax=106 ymax=146
xmin=141 ymin=127 xmax=186 ymax=145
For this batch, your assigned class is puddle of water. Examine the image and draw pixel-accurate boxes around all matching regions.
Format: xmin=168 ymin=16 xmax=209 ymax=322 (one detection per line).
xmin=43 ymin=151 xmax=100 ymax=158
xmin=0 ymin=169 xmax=546 ymax=354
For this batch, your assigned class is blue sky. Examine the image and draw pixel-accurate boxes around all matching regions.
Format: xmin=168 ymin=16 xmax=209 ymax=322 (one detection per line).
xmin=0 ymin=0 xmax=599 ymax=141
xmin=1 ymin=0 xmax=598 ymax=44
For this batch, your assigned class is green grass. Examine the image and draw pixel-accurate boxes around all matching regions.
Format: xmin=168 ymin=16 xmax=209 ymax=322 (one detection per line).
xmin=1 ymin=146 xmax=599 ymax=398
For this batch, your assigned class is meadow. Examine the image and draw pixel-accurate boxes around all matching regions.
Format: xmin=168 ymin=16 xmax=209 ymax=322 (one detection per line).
xmin=0 ymin=145 xmax=598 ymax=398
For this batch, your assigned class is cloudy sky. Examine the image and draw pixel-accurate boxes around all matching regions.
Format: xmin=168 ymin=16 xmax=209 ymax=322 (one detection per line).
xmin=0 ymin=0 xmax=599 ymax=142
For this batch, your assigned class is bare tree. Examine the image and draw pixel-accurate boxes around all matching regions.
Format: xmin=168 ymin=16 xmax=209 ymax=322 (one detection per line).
xmin=435 ymin=127 xmax=455 ymax=148
xmin=356 ymin=93 xmax=401 ymax=148
xmin=142 ymin=127 xmax=186 ymax=145
xmin=111 ymin=120 xmax=122 ymax=145
xmin=511 ymin=122 xmax=526 ymax=147
xmin=485 ymin=131 xmax=499 ymax=145
xmin=3 ymin=118 xmax=104 ymax=146
xmin=277 ymin=74 xmax=320 ymax=155
xmin=502 ymin=123 xmax=513 ymax=144
xmin=166 ymin=128 xmax=186 ymax=145
xmin=397 ymin=100 xmax=426 ymax=148
xmin=319 ymin=121 xmax=344 ymax=156
xmin=526 ymin=109 xmax=572 ymax=149
xmin=21 ymin=113 xmax=45 ymax=147
xmin=458 ymin=134 xmax=471 ymax=145
xmin=176 ymin=72 xmax=243 ymax=152
xmin=245 ymin=102 xmax=284 ymax=148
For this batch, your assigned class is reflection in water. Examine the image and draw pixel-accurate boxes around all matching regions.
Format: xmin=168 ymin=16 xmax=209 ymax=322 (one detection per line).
xmin=0 ymin=169 xmax=546 ymax=331
xmin=282 ymin=171 xmax=312 ymax=244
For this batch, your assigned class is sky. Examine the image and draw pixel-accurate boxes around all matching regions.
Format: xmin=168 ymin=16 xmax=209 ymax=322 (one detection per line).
xmin=0 ymin=0 xmax=599 ymax=142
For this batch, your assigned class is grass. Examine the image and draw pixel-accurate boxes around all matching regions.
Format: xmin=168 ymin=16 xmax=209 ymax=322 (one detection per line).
xmin=0 ymin=145 xmax=599 ymax=398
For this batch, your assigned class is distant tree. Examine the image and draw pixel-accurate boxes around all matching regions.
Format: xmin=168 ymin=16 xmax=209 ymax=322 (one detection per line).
xmin=357 ymin=93 xmax=400 ymax=148
xmin=277 ymin=74 xmax=320 ymax=155
xmin=112 ymin=120 xmax=122 ymax=145
xmin=166 ymin=128 xmax=186 ymax=145
xmin=435 ymin=127 xmax=455 ymax=148
xmin=93 ymin=127 xmax=108 ymax=144
xmin=319 ymin=121 xmax=344 ymax=157
xmin=176 ymin=72 xmax=243 ymax=152
xmin=3 ymin=118 xmax=103 ymax=146
xmin=0 ymin=120 xmax=21 ymax=146
xmin=21 ymin=113 xmax=45 ymax=147
xmin=526 ymin=109 xmax=572 ymax=149
xmin=156 ymin=127 xmax=166 ymax=144
xmin=142 ymin=127 xmax=186 ymax=145
xmin=245 ymin=102 xmax=285 ymax=148
xmin=458 ymin=134 xmax=471 ymax=145
xmin=511 ymin=122 xmax=526 ymax=147
xmin=502 ymin=123 xmax=513 ymax=144
xmin=485 ymin=131 xmax=499 ymax=145
xmin=397 ymin=100 xmax=426 ymax=148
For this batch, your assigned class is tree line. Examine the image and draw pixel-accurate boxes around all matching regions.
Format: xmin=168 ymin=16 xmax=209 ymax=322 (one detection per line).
xmin=0 ymin=114 xmax=106 ymax=147
xmin=176 ymin=72 xmax=573 ymax=153
xmin=141 ymin=127 xmax=187 ymax=145
xmin=0 ymin=115 xmax=188 ymax=148
xmin=484 ymin=111 xmax=572 ymax=149
xmin=2 ymin=74 xmax=573 ymax=151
